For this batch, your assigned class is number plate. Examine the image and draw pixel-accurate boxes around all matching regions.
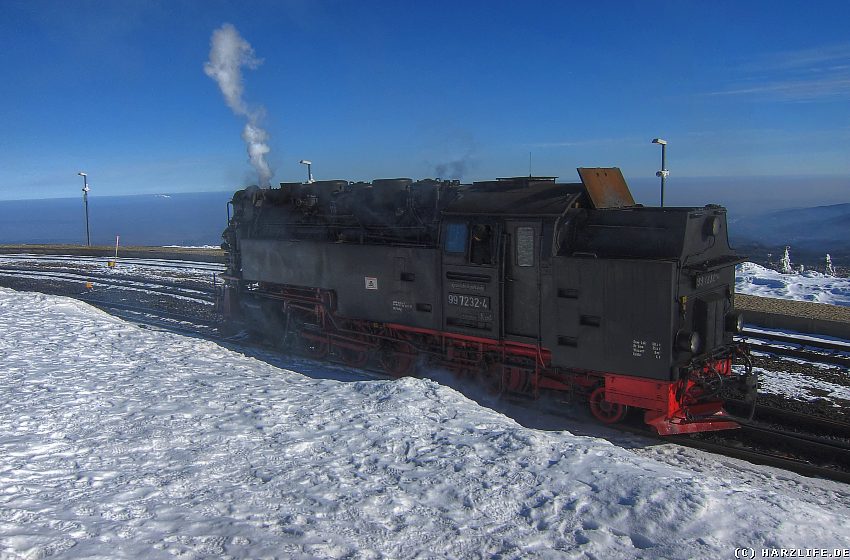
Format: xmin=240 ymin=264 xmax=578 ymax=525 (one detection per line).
xmin=447 ymin=293 xmax=490 ymax=310
xmin=694 ymin=271 xmax=721 ymax=289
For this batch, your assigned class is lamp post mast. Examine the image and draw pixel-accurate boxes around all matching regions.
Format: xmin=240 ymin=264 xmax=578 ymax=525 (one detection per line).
xmin=299 ymin=160 xmax=314 ymax=183
xmin=78 ymin=172 xmax=90 ymax=246
xmin=652 ymin=138 xmax=668 ymax=207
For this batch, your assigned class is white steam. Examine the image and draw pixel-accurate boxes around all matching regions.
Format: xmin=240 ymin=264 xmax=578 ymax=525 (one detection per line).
xmin=242 ymin=122 xmax=271 ymax=183
xmin=204 ymin=23 xmax=272 ymax=187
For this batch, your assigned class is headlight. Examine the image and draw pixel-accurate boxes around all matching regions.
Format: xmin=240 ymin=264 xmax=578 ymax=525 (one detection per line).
xmin=676 ymin=330 xmax=701 ymax=354
xmin=704 ymin=216 xmax=721 ymax=237
xmin=725 ymin=312 xmax=744 ymax=333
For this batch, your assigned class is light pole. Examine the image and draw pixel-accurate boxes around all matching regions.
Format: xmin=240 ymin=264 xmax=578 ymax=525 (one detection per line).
xmin=299 ymin=159 xmax=314 ymax=183
xmin=78 ymin=172 xmax=90 ymax=246
xmin=651 ymin=138 xmax=668 ymax=207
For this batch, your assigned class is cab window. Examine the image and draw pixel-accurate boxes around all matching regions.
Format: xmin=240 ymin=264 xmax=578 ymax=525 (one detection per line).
xmin=445 ymin=222 xmax=467 ymax=254
xmin=516 ymin=226 xmax=534 ymax=267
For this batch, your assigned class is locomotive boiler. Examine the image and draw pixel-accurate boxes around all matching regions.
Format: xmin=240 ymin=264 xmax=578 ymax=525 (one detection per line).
xmin=218 ymin=168 xmax=756 ymax=435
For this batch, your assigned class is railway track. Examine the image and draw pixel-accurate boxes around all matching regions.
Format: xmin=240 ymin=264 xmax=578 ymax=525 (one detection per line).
xmin=665 ymin=400 xmax=850 ymax=483
xmin=78 ymin=298 xmax=220 ymax=333
xmin=0 ymin=262 xmax=217 ymax=304
xmin=739 ymin=327 xmax=850 ymax=367
xmin=0 ymin=253 xmax=224 ymax=273
xmin=0 ymin=266 xmax=215 ymax=301
xmin=665 ymin=430 xmax=850 ymax=484
xmin=2 ymin=253 xmax=850 ymax=483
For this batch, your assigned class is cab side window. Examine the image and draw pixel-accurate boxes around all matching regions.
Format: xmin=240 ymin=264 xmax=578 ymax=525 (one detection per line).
xmin=516 ymin=226 xmax=534 ymax=267
xmin=470 ymin=224 xmax=493 ymax=265
xmin=445 ymin=222 xmax=467 ymax=254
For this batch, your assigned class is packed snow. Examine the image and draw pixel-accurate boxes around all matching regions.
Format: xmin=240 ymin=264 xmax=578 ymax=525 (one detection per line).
xmin=1 ymin=288 xmax=850 ymax=559
xmin=736 ymin=262 xmax=850 ymax=307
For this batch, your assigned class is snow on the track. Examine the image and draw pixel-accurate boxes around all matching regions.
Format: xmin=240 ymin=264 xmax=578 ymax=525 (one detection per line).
xmin=754 ymin=365 xmax=850 ymax=403
xmin=1 ymin=288 xmax=850 ymax=559
xmin=0 ymin=254 xmax=224 ymax=276
xmin=736 ymin=262 xmax=850 ymax=306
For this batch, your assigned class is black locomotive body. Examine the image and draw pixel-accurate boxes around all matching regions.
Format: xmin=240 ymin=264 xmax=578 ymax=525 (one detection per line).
xmin=219 ymin=168 xmax=755 ymax=435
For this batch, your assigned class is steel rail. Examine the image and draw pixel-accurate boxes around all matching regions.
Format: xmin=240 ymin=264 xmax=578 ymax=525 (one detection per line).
xmin=0 ymin=253 xmax=224 ymax=272
xmin=665 ymin=431 xmax=850 ymax=484
xmin=738 ymin=328 xmax=850 ymax=368
xmin=742 ymin=328 xmax=850 ymax=352
xmin=78 ymin=297 xmax=219 ymax=327
xmin=0 ymin=267 xmax=214 ymax=303
xmin=725 ymin=400 xmax=850 ymax=438
xmin=743 ymin=340 xmax=850 ymax=368
xmin=0 ymin=265 xmax=215 ymax=295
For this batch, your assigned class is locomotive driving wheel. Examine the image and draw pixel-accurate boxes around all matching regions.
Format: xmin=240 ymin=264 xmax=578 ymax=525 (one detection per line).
xmin=588 ymin=386 xmax=628 ymax=424
xmin=379 ymin=350 xmax=415 ymax=378
xmin=339 ymin=346 xmax=369 ymax=368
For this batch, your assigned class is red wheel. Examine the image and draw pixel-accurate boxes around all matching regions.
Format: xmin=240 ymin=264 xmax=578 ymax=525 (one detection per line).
xmin=300 ymin=335 xmax=329 ymax=359
xmin=380 ymin=351 xmax=415 ymax=377
xmin=589 ymin=386 xmax=628 ymax=424
xmin=339 ymin=346 xmax=369 ymax=368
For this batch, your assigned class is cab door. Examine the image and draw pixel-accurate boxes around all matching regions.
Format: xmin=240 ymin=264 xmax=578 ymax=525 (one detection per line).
xmin=440 ymin=220 xmax=499 ymax=338
xmin=504 ymin=220 xmax=540 ymax=340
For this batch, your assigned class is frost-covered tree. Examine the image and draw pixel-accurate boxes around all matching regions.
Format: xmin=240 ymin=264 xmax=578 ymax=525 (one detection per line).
xmin=825 ymin=254 xmax=835 ymax=276
xmin=779 ymin=246 xmax=793 ymax=274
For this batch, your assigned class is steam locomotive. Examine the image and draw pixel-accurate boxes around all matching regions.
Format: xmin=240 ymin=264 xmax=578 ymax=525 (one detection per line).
xmin=218 ymin=168 xmax=756 ymax=435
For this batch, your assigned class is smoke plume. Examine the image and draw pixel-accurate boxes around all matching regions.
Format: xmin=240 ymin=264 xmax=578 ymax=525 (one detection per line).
xmin=204 ymin=23 xmax=272 ymax=187
xmin=434 ymin=159 xmax=469 ymax=180
xmin=432 ymin=141 xmax=476 ymax=180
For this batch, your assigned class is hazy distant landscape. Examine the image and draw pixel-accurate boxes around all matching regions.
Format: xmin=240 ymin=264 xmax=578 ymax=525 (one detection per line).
xmin=0 ymin=189 xmax=846 ymax=268
xmin=0 ymin=192 xmax=232 ymax=247
xmin=731 ymin=203 xmax=850 ymax=269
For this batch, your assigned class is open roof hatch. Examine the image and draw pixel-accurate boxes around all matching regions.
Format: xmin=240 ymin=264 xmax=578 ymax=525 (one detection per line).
xmin=577 ymin=167 xmax=636 ymax=209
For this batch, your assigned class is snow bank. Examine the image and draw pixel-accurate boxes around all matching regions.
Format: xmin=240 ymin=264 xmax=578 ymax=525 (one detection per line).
xmin=1 ymin=288 xmax=849 ymax=558
xmin=736 ymin=262 xmax=850 ymax=307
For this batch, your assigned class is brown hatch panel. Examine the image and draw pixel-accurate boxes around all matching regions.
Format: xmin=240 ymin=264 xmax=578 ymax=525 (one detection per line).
xmin=577 ymin=167 xmax=636 ymax=209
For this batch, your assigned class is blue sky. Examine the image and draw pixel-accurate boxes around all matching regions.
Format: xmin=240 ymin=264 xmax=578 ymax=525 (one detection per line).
xmin=1 ymin=0 xmax=849 ymax=206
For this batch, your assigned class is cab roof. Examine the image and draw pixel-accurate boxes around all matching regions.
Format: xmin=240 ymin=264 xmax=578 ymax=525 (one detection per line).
xmin=442 ymin=167 xmax=637 ymax=216
xmin=443 ymin=178 xmax=585 ymax=216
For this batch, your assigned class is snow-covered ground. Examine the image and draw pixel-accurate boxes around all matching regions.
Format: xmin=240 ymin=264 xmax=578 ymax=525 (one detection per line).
xmin=1 ymin=288 xmax=850 ymax=559
xmin=735 ymin=262 xmax=850 ymax=404
xmin=736 ymin=262 xmax=850 ymax=306
xmin=0 ymin=254 xmax=223 ymax=288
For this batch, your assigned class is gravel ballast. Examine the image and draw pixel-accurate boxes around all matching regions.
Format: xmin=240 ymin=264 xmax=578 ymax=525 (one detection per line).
xmin=736 ymin=293 xmax=850 ymax=323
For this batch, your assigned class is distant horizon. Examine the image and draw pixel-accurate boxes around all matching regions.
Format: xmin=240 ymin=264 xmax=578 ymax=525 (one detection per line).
xmin=5 ymin=173 xmax=847 ymax=215
xmin=0 ymin=188 xmax=846 ymax=265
